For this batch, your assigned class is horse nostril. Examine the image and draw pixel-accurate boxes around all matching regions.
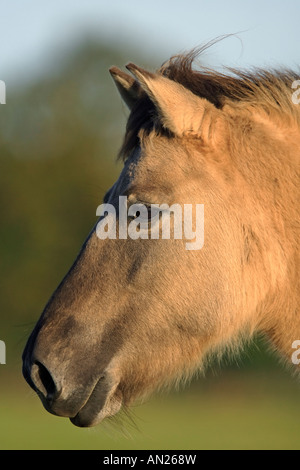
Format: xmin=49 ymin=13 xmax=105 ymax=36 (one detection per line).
xmin=31 ymin=361 xmax=59 ymax=401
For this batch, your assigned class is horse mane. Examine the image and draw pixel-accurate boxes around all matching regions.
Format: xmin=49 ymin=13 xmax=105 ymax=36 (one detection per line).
xmin=120 ymin=45 xmax=300 ymax=159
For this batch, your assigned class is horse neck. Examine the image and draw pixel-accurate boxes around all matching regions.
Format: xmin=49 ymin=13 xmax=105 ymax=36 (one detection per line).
xmin=228 ymin=113 xmax=299 ymax=305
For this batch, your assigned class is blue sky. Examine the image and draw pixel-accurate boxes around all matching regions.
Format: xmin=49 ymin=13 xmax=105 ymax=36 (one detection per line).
xmin=0 ymin=0 xmax=299 ymax=85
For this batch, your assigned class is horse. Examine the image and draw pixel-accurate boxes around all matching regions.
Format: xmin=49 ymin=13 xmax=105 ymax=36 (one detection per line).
xmin=22 ymin=49 xmax=300 ymax=427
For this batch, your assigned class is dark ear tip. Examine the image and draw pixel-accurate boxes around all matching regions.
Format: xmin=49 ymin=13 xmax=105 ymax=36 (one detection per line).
xmin=109 ymin=65 xmax=140 ymax=110
xmin=125 ymin=62 xmax=137 ymax=72
xmin=126 ymin=63 xmax=155 ymax=79
xmin=109 ymin=66 xmax=137 ymax=90
xmin=109 ymin=66 xmax=119 ymax=76
xmin=109 ymin=66 xmax=132 ymax=81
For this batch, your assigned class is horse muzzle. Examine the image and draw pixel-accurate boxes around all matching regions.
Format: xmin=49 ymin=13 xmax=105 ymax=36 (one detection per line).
xmin=22 ymin=337 xmax=122 ymax=427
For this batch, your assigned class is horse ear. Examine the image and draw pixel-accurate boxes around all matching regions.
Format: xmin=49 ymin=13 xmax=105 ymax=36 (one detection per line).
xmin=109 ymin=66 xmax=140 ymax=109
xmin=126 ymin=63 xmax=221 ymax=140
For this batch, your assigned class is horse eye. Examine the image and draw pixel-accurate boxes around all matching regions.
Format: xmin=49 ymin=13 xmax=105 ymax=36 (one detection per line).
xmin=129 ymin=210 xmax=140 ymax=219
xmin=129 ymin=206 xmax=152 ymax=221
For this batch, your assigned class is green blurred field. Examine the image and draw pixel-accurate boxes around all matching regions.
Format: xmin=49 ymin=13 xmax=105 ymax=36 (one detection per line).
xmin=1 ymin=366 xmax=300 ymax=450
